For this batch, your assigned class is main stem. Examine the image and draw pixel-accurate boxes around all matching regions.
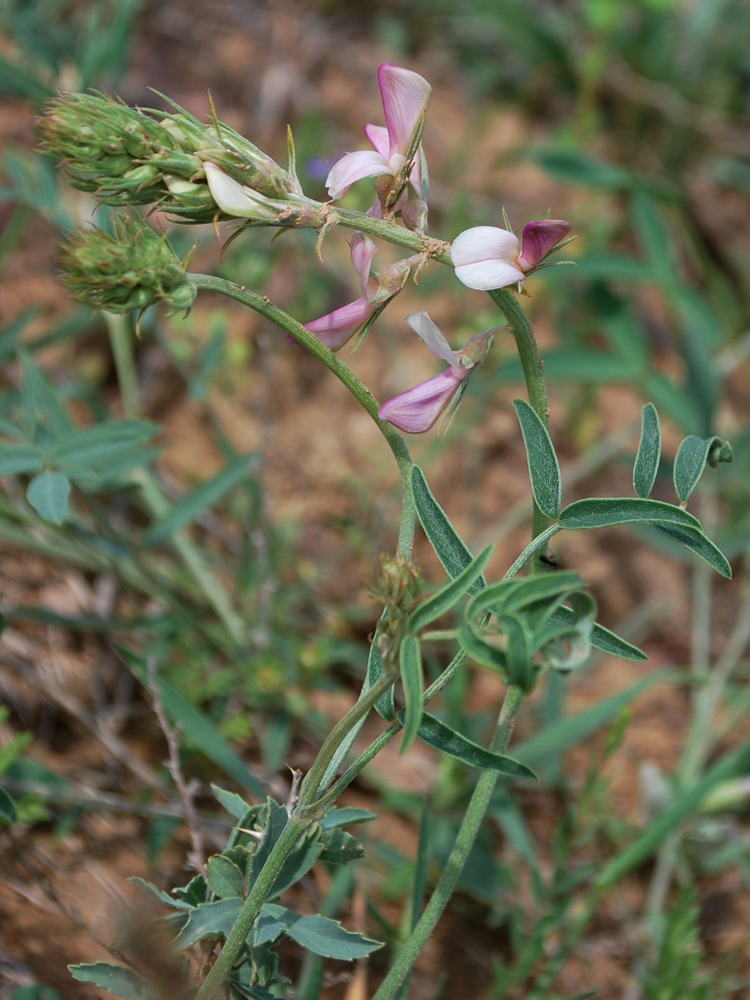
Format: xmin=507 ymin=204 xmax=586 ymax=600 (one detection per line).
xmin=371 ymin=686 xmax=524 ymax=1000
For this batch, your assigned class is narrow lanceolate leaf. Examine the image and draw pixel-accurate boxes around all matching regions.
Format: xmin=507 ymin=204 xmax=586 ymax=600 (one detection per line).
xmin=407 ymin=546 xmax=493 ymax=633
xmin=0 ymin=443 xmax=44 ymax=475
xmin=0 ymin=787 xmax=17 ymax=823
xmin=559 ymin=497 xmax=700 ymax=531
xmin=655 ymin=524 xmax=732 ymax=579
xmin=411 ymin=466 xmax=485 ymax=591
xmin=399 ymin=635 xmax=423 ymax=754
xmin=50 ymin=420 xmax=158 ymax=470
xmin=672 ymin=434 xmax=726 ymax=505
xmin=633 ymin=403 xmax=661 ymax=498
xmin=513 ymin=399 xmax=562 ymax=518
xmin=457 ymin=625 xmax=508 ymax=677
xmin=68 ymin=963 xmax=154 ymax=999
xmin=266 ymin=904 xmax=383 ymax=960
xmin=412 ymin=711 xmax=537 ymax=780
xmin=26 ymin=471 xmax=70 ymax=524
xmin=548 ymin=607 xmax=647 ymax=661
xmin=143 ymin=454 xmax=254 ymax=546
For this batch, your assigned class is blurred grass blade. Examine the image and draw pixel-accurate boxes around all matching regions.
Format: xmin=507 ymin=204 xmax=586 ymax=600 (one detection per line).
xmin=596 ymin=739 xmax=750 ymax=890
xmin=399 ymin=635 xmax=424 ymax=754
xmin=633 ymin=403 xmax=661 ymax=499
xmin=412 ymin=466 xmax=485 ymax=590
xmin=143 ymin=454 xmax=254 ymax=546
xmin=513 ymin=399 xmax=561 ymax=518
xmin=0 ymin=443 xmax=44 ymax=475
xmin=122 ymin=650 xmax=265 ymax=798
xmin=407 ymin=546 xmax=493 ymax=634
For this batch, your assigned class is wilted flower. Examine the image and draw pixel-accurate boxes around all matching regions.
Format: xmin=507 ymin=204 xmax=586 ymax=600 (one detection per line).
xmin=451 ymin=219 xmax=572 ymax=291
xmin=378 ymin=312 xmax=493 ymax=433
xmin=326 ymin=64 xmax=431 ymax=227
xmin=60 ymin=213 xmax=196 ymax=315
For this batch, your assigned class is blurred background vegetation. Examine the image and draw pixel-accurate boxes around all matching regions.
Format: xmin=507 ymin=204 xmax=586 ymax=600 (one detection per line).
xmin=1 ymin=1 xmax=749 ymax=997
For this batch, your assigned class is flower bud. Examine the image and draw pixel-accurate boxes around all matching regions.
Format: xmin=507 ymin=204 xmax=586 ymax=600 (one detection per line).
xmin=60 ymin=213 xmax=196 ymax=315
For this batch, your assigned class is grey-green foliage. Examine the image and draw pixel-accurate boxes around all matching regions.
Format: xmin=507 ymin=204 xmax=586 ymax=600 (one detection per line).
xmin=640 ymin=891 xmax=710 ymax=1000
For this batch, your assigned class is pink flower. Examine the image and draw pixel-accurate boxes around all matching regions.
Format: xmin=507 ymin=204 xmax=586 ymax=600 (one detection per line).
xmin=303 ymin=233 xmax=379 ymax=350
xmin=326 ymin=64 xmax=431 ymax=217
xmin=451 ymin=219 xmax=572 ymax=291
xmin=378 ymin=313 xmax=493 ymax=433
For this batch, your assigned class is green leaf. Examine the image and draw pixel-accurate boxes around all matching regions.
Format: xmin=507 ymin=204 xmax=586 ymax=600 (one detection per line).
xmin=19 ymin=353 xmax=72 ymax=438
xmin=411 ymin=466 xmax=485 ymax=590
xmin=0 ymin=787 xmax=17 ymax=823
xmin=173 ymin=898 xmax=243 ymax=948
xmin=122 ymin=651 xmax=265 ymax=798
xmin=0 ymin=443 xmax=44 ymax=475
xmin=26 ymin=472 xmax=70 ymax=524
xmin=318 ymin=807 xmax=377 ymax=830
xmin=205 ymin=854 xmax=245 ymax=899
xmin=269 ymin=827 xmax=323 ymax=898
xmin=128 ymin=877 xmax=192 ymax=911
xmin=512 ymin=400 xmax=561 ymax=518
xmin=632 ymin=192 xmax=676 ymax=287
xmin=142 ymin=454 xmax=254 ymax=546
xmin=457 ymin=624 xmax=508 ymax=677
xmin=515 ymin=672 xmax=669 ymax=768
xmin=50 ymin=421 xmax=158 ymax=471
xmin=211 ymin=784 xmax=252 ymax=820
xmin=399 ymin=635 xmax=423 ymax=755
xmin=534 ymin=149 xmax=637 ymax=190
xmin=367 ymin=632 xmax=395 ymax=722
xmin=633 ymin=403 xmax=661 ymax=499
xmin=407 ymin=546 xmax=493 ymax=633
xmin=672 ymin=435 xmax=726 ymax=505
xmin=318 ymin=827 xmax=364 ymax=865
xmin=497 ymin=614 xmax=534 ymax=690
xmin=655 ymin=524 xmax=731 ymax=579
xmin=559 ymin=497 xmax=700 ymax=531
xmin=412 ymin=711 xmax=537 ymax=780
xmin=549 ymin=608 xmax=647 ymax=661
xmin=68 ymin=964 xmax=154 ymax=999
xmin=265 ymin=904 xmax=383 ymax=960
xmin=255 ymin=905 xmax=287 ymax=946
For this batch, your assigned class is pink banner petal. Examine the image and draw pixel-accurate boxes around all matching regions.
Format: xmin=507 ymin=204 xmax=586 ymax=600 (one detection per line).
xmin=518 ymin=219 xmax=572 ymax=271
xmin=364 ymin=124 xmax=390 ymax=160
xmin=350 ymin=232 xmax=378 ymax=297
xmin=377 ymin=63 xmax=432 ymax=159
xmin=304 ymin=298 xmax=373 ymax=351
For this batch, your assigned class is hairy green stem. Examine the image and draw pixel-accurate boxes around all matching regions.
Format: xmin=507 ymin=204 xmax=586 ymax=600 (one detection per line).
xmin=191 ymin=274 xmax=416 ymax=557
xmin=194 ymin=817 xmax=307 ymax=1000
xmin=371 ymin=685 xmax=525 ymax=1000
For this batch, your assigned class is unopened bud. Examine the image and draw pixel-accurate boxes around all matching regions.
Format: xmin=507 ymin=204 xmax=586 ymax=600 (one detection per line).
xmin=60 ymin=213 xmax=196 ymax=315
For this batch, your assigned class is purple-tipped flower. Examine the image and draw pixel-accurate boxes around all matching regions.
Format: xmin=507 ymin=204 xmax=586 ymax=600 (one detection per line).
xmin=451 ymin=219 xmax=572 ymax=291
xmin=326 ymin=64 xmax=431 ymax=223
xmin=378 ymin=313 xmax=493 ymax=433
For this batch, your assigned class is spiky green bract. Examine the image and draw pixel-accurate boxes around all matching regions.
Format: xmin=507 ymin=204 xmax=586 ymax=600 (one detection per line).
xmin=60 ymin=213 xmax=196 ymax=314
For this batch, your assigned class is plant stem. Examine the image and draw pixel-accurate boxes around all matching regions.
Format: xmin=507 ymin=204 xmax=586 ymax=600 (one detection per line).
xmin=194 ymin=816 xmax=307 ymax=1000
xmin=371 ymin=685 xmax=525 ymax=1000
xmin=191 ymin=274 xmax=416 ymax=557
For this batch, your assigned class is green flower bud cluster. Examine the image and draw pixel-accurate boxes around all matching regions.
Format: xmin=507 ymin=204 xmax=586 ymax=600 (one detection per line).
xmin=37 ymin=92 xmax=304 ymax=224
xmin=60 ymin=213 xmax=196 ymax=315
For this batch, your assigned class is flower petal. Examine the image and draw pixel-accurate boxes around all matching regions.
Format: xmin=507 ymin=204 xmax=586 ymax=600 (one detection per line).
xmin=450 ymin=226 xmax=520 ymax=268
xmin=350 ymin=232 xmax=378 ymax=298
xmin=325 ymin=149 xmax=391 ymax=200
xmin=379 ymin=368 xmax=464 ymax=434
xmin=304 ymin=297 xmax=373 ymax=351
xmin=405 ymin=311 xmax=457 ymax=365
xmin=518 ymin=219 xmax=572 ymax=271
xmin=204 ymin=162 xmax=271 ymax=218
xmin=453 ymin=259 xmax=526 ymax=291
xmin=364 ymin=123 xmax=390 ymax=160
xmin=377 ymin=63 xmax=432 ymax=159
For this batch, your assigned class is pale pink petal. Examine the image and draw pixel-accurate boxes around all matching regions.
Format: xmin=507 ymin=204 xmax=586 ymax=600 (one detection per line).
xmin=405 ymin=312 xmax=458 ymax=365
xmin=379 ymin=368 xmax=464 ymax=434
xmin=518 ymin=219 xmax=572 ymax=271
xmin=364 ymin=124 xmax=390 ymax=160
xmin=453 ymin=259 xmax=526 ymax=291
xmin=304 ymin=297 xmax=374 ymax=351
xmin=326 ymin=149 xmax=392 ymax=199
xmin=377 ymin=63 xmax=432 ymax=159
xmin=204 ymin=162 xmax=269 ymax=218
xmin=350 ymin=232 xmax=378 ymax=298
xmin=450 ymin=226 xmax=521 ymax=268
